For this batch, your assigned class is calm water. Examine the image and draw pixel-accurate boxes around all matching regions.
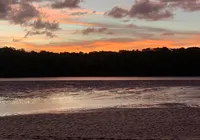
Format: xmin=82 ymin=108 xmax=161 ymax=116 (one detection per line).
xmin=1 ymin=77 xmax=200 ymax=116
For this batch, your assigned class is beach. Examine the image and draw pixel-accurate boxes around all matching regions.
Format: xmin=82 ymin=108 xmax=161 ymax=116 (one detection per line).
xmin=1 ymin=107 xmax=200 ymax=140
xmin=1 ymin=79 xmax=200 ymax=140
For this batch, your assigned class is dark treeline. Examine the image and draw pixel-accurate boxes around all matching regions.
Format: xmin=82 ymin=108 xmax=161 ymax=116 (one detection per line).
xmin=1 ymin=47 xmax=200 ymax=77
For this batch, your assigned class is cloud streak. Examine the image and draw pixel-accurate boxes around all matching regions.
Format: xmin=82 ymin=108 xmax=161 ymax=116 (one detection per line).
xmin=81 ymin=27 xmax=110 ymax=35
xmin=162 ymin=0 xmax=200 ymax=12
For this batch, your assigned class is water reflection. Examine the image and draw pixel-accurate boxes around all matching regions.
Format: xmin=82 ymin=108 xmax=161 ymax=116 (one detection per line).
xmin=0 ymin=79 xmax=200 ymax=116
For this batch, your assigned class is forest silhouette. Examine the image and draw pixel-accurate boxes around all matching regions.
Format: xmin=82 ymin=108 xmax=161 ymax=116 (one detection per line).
xmin=0 ymin=47 xmax=200 ymax=77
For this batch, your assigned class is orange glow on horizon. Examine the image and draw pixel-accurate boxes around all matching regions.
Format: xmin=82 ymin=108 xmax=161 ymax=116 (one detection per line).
xmin=10 ymin=38 xmax=200 ymax=53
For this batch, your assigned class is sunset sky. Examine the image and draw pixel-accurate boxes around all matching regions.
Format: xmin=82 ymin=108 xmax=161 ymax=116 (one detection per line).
xmin=1 ymin=0 xmax=200 ymax=52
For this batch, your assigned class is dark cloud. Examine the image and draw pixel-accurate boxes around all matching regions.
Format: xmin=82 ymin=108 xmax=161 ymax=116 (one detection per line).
xmin=106 ymin=0 xmax=173 ymax=21
xmin=30 ymin=0 xmax=200 ymax=12
xmin=105 ymin=6 xmax=128 ymax=18
xmin=3 ymin=0 xmax=61 ymax=38
xmin=26 ymin=18 xmax=60 ymax=38
xmin=82 ymin=27 xmax=96 ymax=35
xmin=129 ymin=0 xmax=173 ymax=20
xmin=82 ymin=27 xmax=109 ymax=35
xmin=106 ymin=0 xmax=200 ymax=21
xmin=31 ymin=19 xmax=60 ymax=31
xmin=0 ymin=0 xmax=18 ymax=19
xmin=8 ymin=2 xmax=40 ymax=24
xmin=0 ymin=0 xmax=63 ymax=39
xmin=51 ymin=0 xmax=83 ymax=9
xmin=25 ymin=30 xmax=57 ymax=38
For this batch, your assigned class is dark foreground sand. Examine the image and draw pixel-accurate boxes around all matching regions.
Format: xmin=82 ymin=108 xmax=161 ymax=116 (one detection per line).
xmin=1 ymin=107 xmax=200 ymax=140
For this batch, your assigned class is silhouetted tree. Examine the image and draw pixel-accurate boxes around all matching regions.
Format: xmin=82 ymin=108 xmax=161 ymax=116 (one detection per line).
xmin=0 ymin=47 xmax=200 ymax=77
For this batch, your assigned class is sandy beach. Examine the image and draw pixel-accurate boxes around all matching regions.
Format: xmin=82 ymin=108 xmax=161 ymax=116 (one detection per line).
xmin=0 ymin=107 xmax=200 ymax=140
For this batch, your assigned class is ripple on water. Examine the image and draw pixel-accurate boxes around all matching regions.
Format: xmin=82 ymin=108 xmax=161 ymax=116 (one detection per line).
xmin=0 ymin=80 xmax=200 ymax=116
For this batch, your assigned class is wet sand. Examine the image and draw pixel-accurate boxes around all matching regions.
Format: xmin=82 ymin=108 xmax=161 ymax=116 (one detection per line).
xmin=1 ymin=107 xmax=200 ymax=140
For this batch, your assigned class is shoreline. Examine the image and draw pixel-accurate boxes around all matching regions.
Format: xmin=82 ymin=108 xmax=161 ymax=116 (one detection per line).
xmin=1 ymin=77 xmax=200 ymax=82
xmin=1 ymin=107 xmax=200 ymax=140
